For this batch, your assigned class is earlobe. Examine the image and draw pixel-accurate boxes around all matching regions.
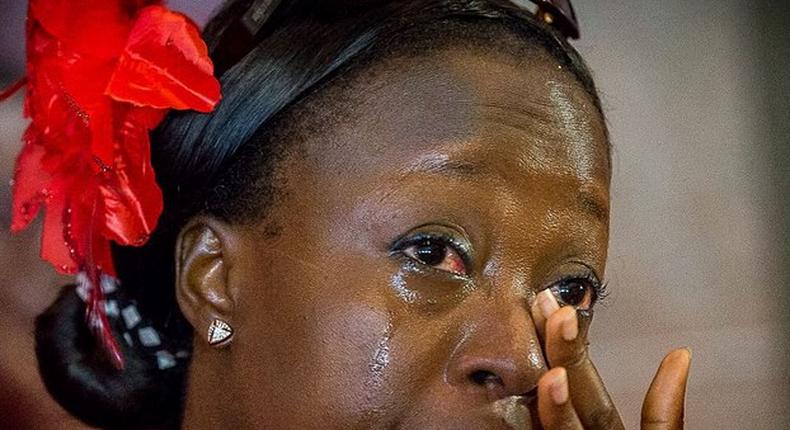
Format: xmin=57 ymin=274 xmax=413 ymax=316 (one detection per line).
xmin=175 ymin=218 xmax=237 ymax=346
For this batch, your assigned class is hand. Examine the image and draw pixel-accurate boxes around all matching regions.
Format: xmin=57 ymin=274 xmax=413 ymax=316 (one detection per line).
xmin=530 ymin=290 xmax=692 ymax=429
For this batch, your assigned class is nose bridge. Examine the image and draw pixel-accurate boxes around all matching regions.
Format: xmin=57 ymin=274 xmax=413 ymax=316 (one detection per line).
xmin=445 ymin=292 xmax=546 ymax=399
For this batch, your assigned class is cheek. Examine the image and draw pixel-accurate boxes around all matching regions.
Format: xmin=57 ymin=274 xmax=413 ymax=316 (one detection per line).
xmin=310 ymin=302 xmax=395 ymax=418
xmin=231 ymin=246 xmax=408 ymax=427
xmin=300 ymin=272 xmax=460 ymax=425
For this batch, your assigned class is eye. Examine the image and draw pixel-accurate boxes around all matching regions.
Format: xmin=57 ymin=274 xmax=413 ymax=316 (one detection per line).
xmin=398 ymin=235 xmax=468 ymax=276
xmin=549 ymin=276 xmax=602 ymax=310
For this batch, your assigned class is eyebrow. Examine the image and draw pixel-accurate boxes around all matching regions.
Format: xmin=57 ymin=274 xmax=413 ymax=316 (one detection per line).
xmin=404 ymin=156 xmax=609 ymax=222
xmin=405 ymin=156 xmax=482 ymax=178
xmin=577 ymin=190 xmax=609 ymax=223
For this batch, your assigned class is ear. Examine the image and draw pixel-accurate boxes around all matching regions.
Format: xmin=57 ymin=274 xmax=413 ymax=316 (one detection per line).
xmin=175 ymin=217 xmax=238 ymax=345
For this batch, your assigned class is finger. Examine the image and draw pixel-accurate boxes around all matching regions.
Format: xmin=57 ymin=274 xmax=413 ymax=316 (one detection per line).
xmin=538 ymin=367 xmax=584 ymax=430
xmin=641 ymin=348 xmax=692 ymax=430
xmin=545 ymin=305 xmax=624 ymax=430
xmin=530 ymin=289 xmax=560 ymax=342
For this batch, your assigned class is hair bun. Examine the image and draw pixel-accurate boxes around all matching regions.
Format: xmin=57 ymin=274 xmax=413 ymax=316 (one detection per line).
xmin=35 ymin=286 xmax=188 ymax=429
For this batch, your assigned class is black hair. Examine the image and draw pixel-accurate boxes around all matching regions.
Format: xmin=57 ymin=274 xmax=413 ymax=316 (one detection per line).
xmin=34 ymin=1 xmax=604 ymax=428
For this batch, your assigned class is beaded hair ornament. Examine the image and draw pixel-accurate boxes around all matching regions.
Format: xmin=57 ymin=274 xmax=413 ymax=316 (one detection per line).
xmin=1 ymin=0 xmax=577 ymax=369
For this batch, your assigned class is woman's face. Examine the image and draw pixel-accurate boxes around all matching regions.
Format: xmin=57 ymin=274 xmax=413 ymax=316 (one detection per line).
xmin=182 ymin=42 xmax=609 ymax=429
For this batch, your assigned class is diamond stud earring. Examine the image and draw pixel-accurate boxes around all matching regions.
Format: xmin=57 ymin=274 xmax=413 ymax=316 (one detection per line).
xmin=207 ymin=319 xmax=234 ymax=347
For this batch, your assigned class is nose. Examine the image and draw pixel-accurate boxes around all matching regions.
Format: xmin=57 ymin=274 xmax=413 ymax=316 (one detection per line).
xmin=445 ymin=303 xmax=546 ymax=400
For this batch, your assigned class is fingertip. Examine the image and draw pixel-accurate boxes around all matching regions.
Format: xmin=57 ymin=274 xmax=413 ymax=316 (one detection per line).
xmin=546 ymin=306 xmax=578 ymax=341
xmin=538 ymin=367 xmax=567 ymax=397
xmin=538 ymin=367 xmax=585 ymax=429
xmin=538 ymin=367 xmax=566 ymax=418
xmin=533 ymin=290 xmax=562 ymax=343
xmin=682 ymin=347 xmax=692 ymax=363
xmin=546 ymin=367 xmax=569 ymax=405
xmin=539 ymin=366 xmax=565 ymax=382
xmin=656 ymin=347 xmax=693 ymax=387
xmin=670 ymin=347 xmax=691 ymax=359
xmin=537 ymin=289 xmax=560 ymax=319
xmin=560 ymin=308 xmax=578 ymax=341
xmin=662 ymin=347 xmax=692 ymax=376
xmin=531 ymin=296 xmax=546 ymax=325
xmin=642 ymin=348 xmax=692 ymax=429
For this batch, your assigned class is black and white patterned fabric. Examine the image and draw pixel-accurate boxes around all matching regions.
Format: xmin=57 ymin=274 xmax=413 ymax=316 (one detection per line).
xmin=75 ymin=273 xmax=191 ymax=370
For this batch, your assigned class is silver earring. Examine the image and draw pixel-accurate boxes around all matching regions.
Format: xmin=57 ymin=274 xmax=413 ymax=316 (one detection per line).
xmin=207 ymin=319 xmax=234 ymax=347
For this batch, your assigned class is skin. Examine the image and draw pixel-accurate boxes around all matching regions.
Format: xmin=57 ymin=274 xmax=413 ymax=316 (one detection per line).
xmin=174 ymin=39 xmax=691 ymax=430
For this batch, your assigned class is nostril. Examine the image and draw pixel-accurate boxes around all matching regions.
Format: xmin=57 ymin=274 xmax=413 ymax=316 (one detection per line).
xmin=469 ymin=370 xmax=503 ymax=387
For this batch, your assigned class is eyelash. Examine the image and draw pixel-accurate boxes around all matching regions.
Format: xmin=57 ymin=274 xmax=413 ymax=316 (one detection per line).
xmin=390 ymin=232 xmax=472 ymax=276
xmin=549 ymin=272 xmax=608 ymax=309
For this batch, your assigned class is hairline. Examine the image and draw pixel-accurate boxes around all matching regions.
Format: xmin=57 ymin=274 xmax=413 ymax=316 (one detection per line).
xmin=225 ymin=20 xmax=609 ymax=228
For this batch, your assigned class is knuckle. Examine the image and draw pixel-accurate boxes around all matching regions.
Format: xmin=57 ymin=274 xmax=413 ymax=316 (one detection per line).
xmin=641 ymin=417 xmax=670 ymax=425
xmin=555 ymin=342 xmax=589 ymax=369
xmin=641 ymin=416 xmax=682 ymax=430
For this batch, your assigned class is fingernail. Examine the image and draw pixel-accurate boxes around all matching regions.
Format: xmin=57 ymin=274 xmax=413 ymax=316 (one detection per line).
xmin=561 ymin=309 xmax=578 ymax=341
xmin=549 ymin=368 xmax=569 ymax=405
xmin=670 ymin=347 xmax=692 ymax=363
xmin=537 ymin=290 xmax=560 ymax=319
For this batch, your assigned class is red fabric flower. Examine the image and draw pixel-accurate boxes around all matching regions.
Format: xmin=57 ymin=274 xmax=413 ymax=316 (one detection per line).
xmin=7 ymin=0 xmax=221 ymax=368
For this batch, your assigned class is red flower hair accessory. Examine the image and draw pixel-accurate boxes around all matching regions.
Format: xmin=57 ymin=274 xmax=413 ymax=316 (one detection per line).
xmin=2 ymin=0 xmax=221 ymax=368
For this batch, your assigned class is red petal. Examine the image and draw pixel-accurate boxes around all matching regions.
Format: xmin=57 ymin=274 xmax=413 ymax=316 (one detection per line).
xmin=40 ymin=179 xmax=81 ymax=274
xmin=14 ymin=59 xmax=95 ymax=236
xmin=29 ymin=0 xmax=161 ymax=59
xmin=134 ymin=106 xmax=168 ymax=128
xmin=105 ymin=5 xmax=221 ymax=112
xmin=88 ymin=106 xmax=118 ymax=169
xmin=99 ymin=165 xmax=163 ymax=247
xmin=41 ymin=174 xmax=118 ymax=275
xmin=98 ymin=107 xmax=163 ymax=246
xmin=92 ymin=238 xmax=116 ymax=276
xmin=24 ymin=35 xmax=95 ymax=161
xmin=26 ymin=19 xmax=122 ymax=138
xmin=11 ymin=130 xmax=51 ymax=232
xmin=18 ymin=0 xmax=216 ymax=280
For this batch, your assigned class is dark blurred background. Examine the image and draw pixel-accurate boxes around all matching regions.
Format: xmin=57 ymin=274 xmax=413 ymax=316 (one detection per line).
xmin=1 ymin=1 xmax=788 ymax=428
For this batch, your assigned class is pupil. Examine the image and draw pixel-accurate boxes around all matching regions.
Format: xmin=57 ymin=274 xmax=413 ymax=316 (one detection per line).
xmin=415 ymin=240 xmax=446 ymax=266
xmin=557 ymin=281 xmax=587 ymax=305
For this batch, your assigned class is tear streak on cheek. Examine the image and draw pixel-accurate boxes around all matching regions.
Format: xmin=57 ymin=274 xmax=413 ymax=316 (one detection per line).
xmin=528 ymin=338 xmax=544 ymax=369
xmin=312 ymin=303 xmax=393 ymax=416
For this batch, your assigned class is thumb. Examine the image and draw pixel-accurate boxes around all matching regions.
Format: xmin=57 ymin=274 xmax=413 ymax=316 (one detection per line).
xmin=641 ymin=348 xmax=692 ymax=430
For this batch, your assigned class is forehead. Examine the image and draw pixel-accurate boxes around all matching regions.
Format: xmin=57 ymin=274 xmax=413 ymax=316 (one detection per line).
xmin=297 ymin=43 xmax=609 ymax=197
